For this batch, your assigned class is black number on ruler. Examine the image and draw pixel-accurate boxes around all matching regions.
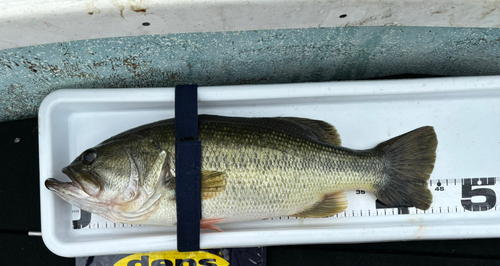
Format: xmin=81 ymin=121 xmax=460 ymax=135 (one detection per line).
xmin=375 ymin=200 xmax=410 ymax=214
xmin=73 ymin=210 xmax=92 ymax=229
xmin=461 ymin=178 xmax=496 ymax=212
xmin=435 ymin=181 xmax=444 ymax=191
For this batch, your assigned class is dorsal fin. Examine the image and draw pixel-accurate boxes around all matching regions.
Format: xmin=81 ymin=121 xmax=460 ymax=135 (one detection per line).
xmin=291 ymin=191 xmax=347 ymax=218
xmin=278 ymin=117 xmax=341 ymax=146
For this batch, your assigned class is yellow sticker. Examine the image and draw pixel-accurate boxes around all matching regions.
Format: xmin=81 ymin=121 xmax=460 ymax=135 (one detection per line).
xmin=114 ymin=250 xmax=230 ymax=266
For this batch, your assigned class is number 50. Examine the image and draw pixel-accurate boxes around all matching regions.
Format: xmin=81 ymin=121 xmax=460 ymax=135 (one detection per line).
xmin=461 ymin=178 xmax=496 ymax=212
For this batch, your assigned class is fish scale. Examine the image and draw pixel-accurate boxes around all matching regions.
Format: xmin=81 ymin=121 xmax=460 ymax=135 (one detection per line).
xmin=145 ymin=118 xmax=397 ymax=224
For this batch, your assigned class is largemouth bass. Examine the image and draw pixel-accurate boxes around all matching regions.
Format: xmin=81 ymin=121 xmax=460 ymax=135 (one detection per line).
xmin=45 ymin=115 xmax=437 ymax=231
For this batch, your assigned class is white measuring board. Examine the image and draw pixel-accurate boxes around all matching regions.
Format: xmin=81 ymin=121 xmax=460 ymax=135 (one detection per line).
xmin=72 ymin=178 xmax=499 ymax=229
xmin=40 ymin=76 xmax=500 ymax=257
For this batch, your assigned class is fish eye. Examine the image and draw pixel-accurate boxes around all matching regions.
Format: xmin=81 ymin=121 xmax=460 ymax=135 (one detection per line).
xmin=82 ymin=149 xmax=97 ymax=164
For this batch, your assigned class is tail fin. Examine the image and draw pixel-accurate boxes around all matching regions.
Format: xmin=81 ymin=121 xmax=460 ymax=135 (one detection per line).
xmin=374 ymin=126 xmax=437 ymax=210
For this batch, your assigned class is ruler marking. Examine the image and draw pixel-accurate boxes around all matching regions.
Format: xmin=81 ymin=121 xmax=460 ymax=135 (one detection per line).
xmin=78 ymin=177 xmax=500 ymax=230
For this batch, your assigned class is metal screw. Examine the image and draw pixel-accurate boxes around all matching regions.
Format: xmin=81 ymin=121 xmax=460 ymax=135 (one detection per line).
xmin=28 ymin=231 xmax=42 ymax=237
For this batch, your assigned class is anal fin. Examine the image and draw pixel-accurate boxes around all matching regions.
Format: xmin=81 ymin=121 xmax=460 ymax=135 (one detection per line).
xmin=291 ymin=191 xmax=347 ymax=218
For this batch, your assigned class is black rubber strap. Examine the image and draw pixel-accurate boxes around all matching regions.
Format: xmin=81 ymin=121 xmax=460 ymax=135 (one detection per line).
xmin=175 ymin=85 xmax=201 ymax=252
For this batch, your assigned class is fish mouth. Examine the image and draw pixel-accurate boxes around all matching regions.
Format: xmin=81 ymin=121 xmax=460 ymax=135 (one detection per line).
xmin=45 ymin=167 xmax=101 ymax=196
xmin=45 ymin=172 xmax=107 ymax=214
xmin=44 ymin=176 xmax=83 ymax=193
xmin=45 ymin=167 xmax=82 ymax=192
xmin=45 ymin=167 xmax=84 ymax=192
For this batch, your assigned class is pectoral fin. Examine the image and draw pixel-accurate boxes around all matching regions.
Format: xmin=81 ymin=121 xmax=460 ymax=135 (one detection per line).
xmin=201 ymin=171 xmax=226 ymax=200
xmin=291 ymin=191 xmax=347 ymax=218
xmin=201 ymin=218 xmax=224 ymax=232
xmin=163 ymin=170 xmax=225 ymax=200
